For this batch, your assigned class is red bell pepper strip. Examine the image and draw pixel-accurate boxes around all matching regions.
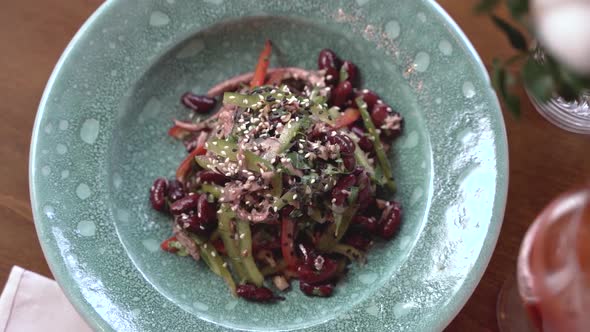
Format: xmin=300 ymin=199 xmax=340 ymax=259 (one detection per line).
xmin=281 ymin=215 xmax=299 ymax=270
xmin=176 ymin=144 xmax=207 ymax=183
xmin=334 ymin=108 xmax=360 ymax=129
xmin=212 ymin=238 xmax=226 ymax=255
xmin=250 ymin=40 xmax=272 ymax=88
xmin=160 ymin=236 xmax=179 ymax=253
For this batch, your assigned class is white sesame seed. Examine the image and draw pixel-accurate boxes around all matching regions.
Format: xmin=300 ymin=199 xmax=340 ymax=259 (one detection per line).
xmin=239 ymin=233 xmax=246 ymax=239
xmin=212 ymin=141 xmax=218 ymax=145
xmin=211 ymin=251 xmax=216 ymax=257
xmin=311 ymin=178 xmax=316 ymax=184
xmin=203 ymin=244 xmax=208 ymax=249
xmin=222 ymin=262 xmax=228 ymax=268
xmin=331 ymin=198 xmax=336 ymax=203
xmin=293 ymin=194 xmax=298 ymax=199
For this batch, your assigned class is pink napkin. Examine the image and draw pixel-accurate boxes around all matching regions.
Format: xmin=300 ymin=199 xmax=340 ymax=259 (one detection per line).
xmin=0 ymin=266 xmax=92 ymax=332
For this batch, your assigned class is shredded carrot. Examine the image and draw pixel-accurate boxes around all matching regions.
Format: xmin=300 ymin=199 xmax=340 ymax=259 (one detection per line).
xmin=250 ymin=40 xmax=272 ymax=88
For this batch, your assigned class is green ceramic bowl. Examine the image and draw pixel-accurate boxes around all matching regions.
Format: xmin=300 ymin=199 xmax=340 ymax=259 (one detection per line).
xmin=30 ymin=0 xmax=508 ymax=331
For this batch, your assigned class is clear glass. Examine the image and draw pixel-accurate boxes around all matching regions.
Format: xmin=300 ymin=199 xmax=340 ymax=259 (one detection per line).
xmin=526 ymin=90 xmax=590 ymax=135
xmin=498 ymin=186 xmax=590 ymax=332
xmin=525 ymin=46 xmax=590 ymax=135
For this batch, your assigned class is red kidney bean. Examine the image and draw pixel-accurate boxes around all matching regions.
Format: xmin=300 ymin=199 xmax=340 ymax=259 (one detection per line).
xmin=237 ymin=284 xmax=284 ymax=302
xmin=318 ymin=49 xmax=342 ymax=86
xmin=341 ymin=61 xmax=359 ymax=87
xmin=175 ymin=195 xmax=217 ymax=236
xmin=371 ymin=103 xmax=393 ymax=127
xmin=328 ymin=134 xmax=355 ymax=156
xmin=149 ymin=178 xmax=168 ymax=211
xmin=167 ymin=179 xmax=185 ymax=203
xmin=197 ymin=194 xmax=216 ymax=224
xmin=299 ymin=282 xmax=334 ymax=297
xmin=181 ymin=92 xmax=216 ymax=114
xmin=318 ymin=49 xmax=342 ymax=71
xmin=344 ymin=233 xmax=371 ymax=251
xmin=176 ymin=212 xmax=204 ymax=235
xmin=352 ymin=215 xmax=379 ymax=234
xmin=331 ymin=174 xmax=357 ymax=206
xmin=379 ymin=201 xmax=402 ymax=239
xmin=297 ymin=256 xmax=338 ymax=285
xmin=331 ymin=81 xmax=353 ymax=108
xmin=354 ymin=89 xmax=380 ymax=111
xmin=169 ymin=194 xmax=200 ymax=215
xmin=325 ymin=67 xmax=340 ymax=86
xmin=297 ymin=243 xmax=318 ymax=267
xmin=350 ymin=125 xmax=373 ymax=152
xmin=342 ymin=155 xmax=356 ymax=171
xmin=197 ymin=170 xmax=230 ymax=186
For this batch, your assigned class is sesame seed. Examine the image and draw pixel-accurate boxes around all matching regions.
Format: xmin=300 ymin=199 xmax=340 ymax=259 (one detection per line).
xmin=239 ymin=233 xmax=246 ymax=239
xmin=293 ymin=194 xmax=298 ymax=199
xmin=222 ymin=262 xmax=228 ymax=268
xmin=311 ymin=178 xmax=316 ymax=183
xmin=211 ymin=251 xmax=216 ymax=257
xmin=331 ymin=198 xmax=336 ymax=203
xmin=203 ymin=244 xmax=208 ymax=249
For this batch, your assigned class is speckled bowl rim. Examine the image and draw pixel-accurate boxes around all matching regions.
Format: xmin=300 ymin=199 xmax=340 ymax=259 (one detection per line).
xmin=29 ymin=1 xmax=509 ymax=331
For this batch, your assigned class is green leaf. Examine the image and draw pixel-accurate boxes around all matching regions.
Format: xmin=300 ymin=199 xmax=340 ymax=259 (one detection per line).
xmin=491 ymin=58 xmax=521 ymax=117
xmin=491 ymin=15 xmax=528 ymax=52
xmin=505 ymin=93 xmax=521 ymax=118
xmin=339 ymin=66 xmax=349 ymax=82
xmin=286 ymin=152 xmax=311 ymax=170
xmin=507 ymin=0 xmax=529 ymax=19
xmin=492 ymin=59 xmax=507 ymax=98
xmin=522 ymin=57 xmax=556 ymax=103
xmin=475 ymin=0 xmax=500 ymax=13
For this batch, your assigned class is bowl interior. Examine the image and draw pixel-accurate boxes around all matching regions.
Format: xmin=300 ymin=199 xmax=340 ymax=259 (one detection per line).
xmin=110 ymin=16 xmax=432 ymax=330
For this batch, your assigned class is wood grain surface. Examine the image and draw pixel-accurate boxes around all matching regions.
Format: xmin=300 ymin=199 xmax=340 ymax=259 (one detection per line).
xmin=0 ymin=1 xmax=588 ymax=331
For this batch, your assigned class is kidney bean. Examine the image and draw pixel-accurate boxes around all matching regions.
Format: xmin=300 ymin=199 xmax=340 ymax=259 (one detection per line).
xmin=354 ymin=89 xmax=380 ymax=111
xmin=149 ymin=178 xmax=168 ymax=211
xmin=379 ymin=201 xmax=402 ymax=239
xmin=297 ymin=256 xmax=338 ymax=285
xmin=237 ymin=284 xmax=284 ymax=302
xmin=169 ymin=194 xmax=200 ymax=215
xmin=167 ymin=179 xmax=185 ymax=203
xmin=331 ymin=81 xmax=353 ymax=108
xmin=197 ymin=170 xmax=230 ymax=186
xmin=299 ymin=282 xmax=334 ymax=297
xmin=341 ymin=61 xmax=359 ymax=87
xmin=181 ymin=92 xmax=216 ymax=114
xmin=371 ymin=102 xmax=393 ymax=127
xmin=331 ymin=174 xmax=357 ymax=207
xmin=328 ymin=134 xmax=355 ymax=156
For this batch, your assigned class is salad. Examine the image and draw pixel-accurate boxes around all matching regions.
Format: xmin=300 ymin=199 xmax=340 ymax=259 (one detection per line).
xmin=149 ymin=41 xmax=403 ymax=302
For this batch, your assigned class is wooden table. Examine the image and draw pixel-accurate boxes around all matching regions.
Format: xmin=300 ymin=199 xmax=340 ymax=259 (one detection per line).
xmin=1 ymin=1 xmax=588 ymax=331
